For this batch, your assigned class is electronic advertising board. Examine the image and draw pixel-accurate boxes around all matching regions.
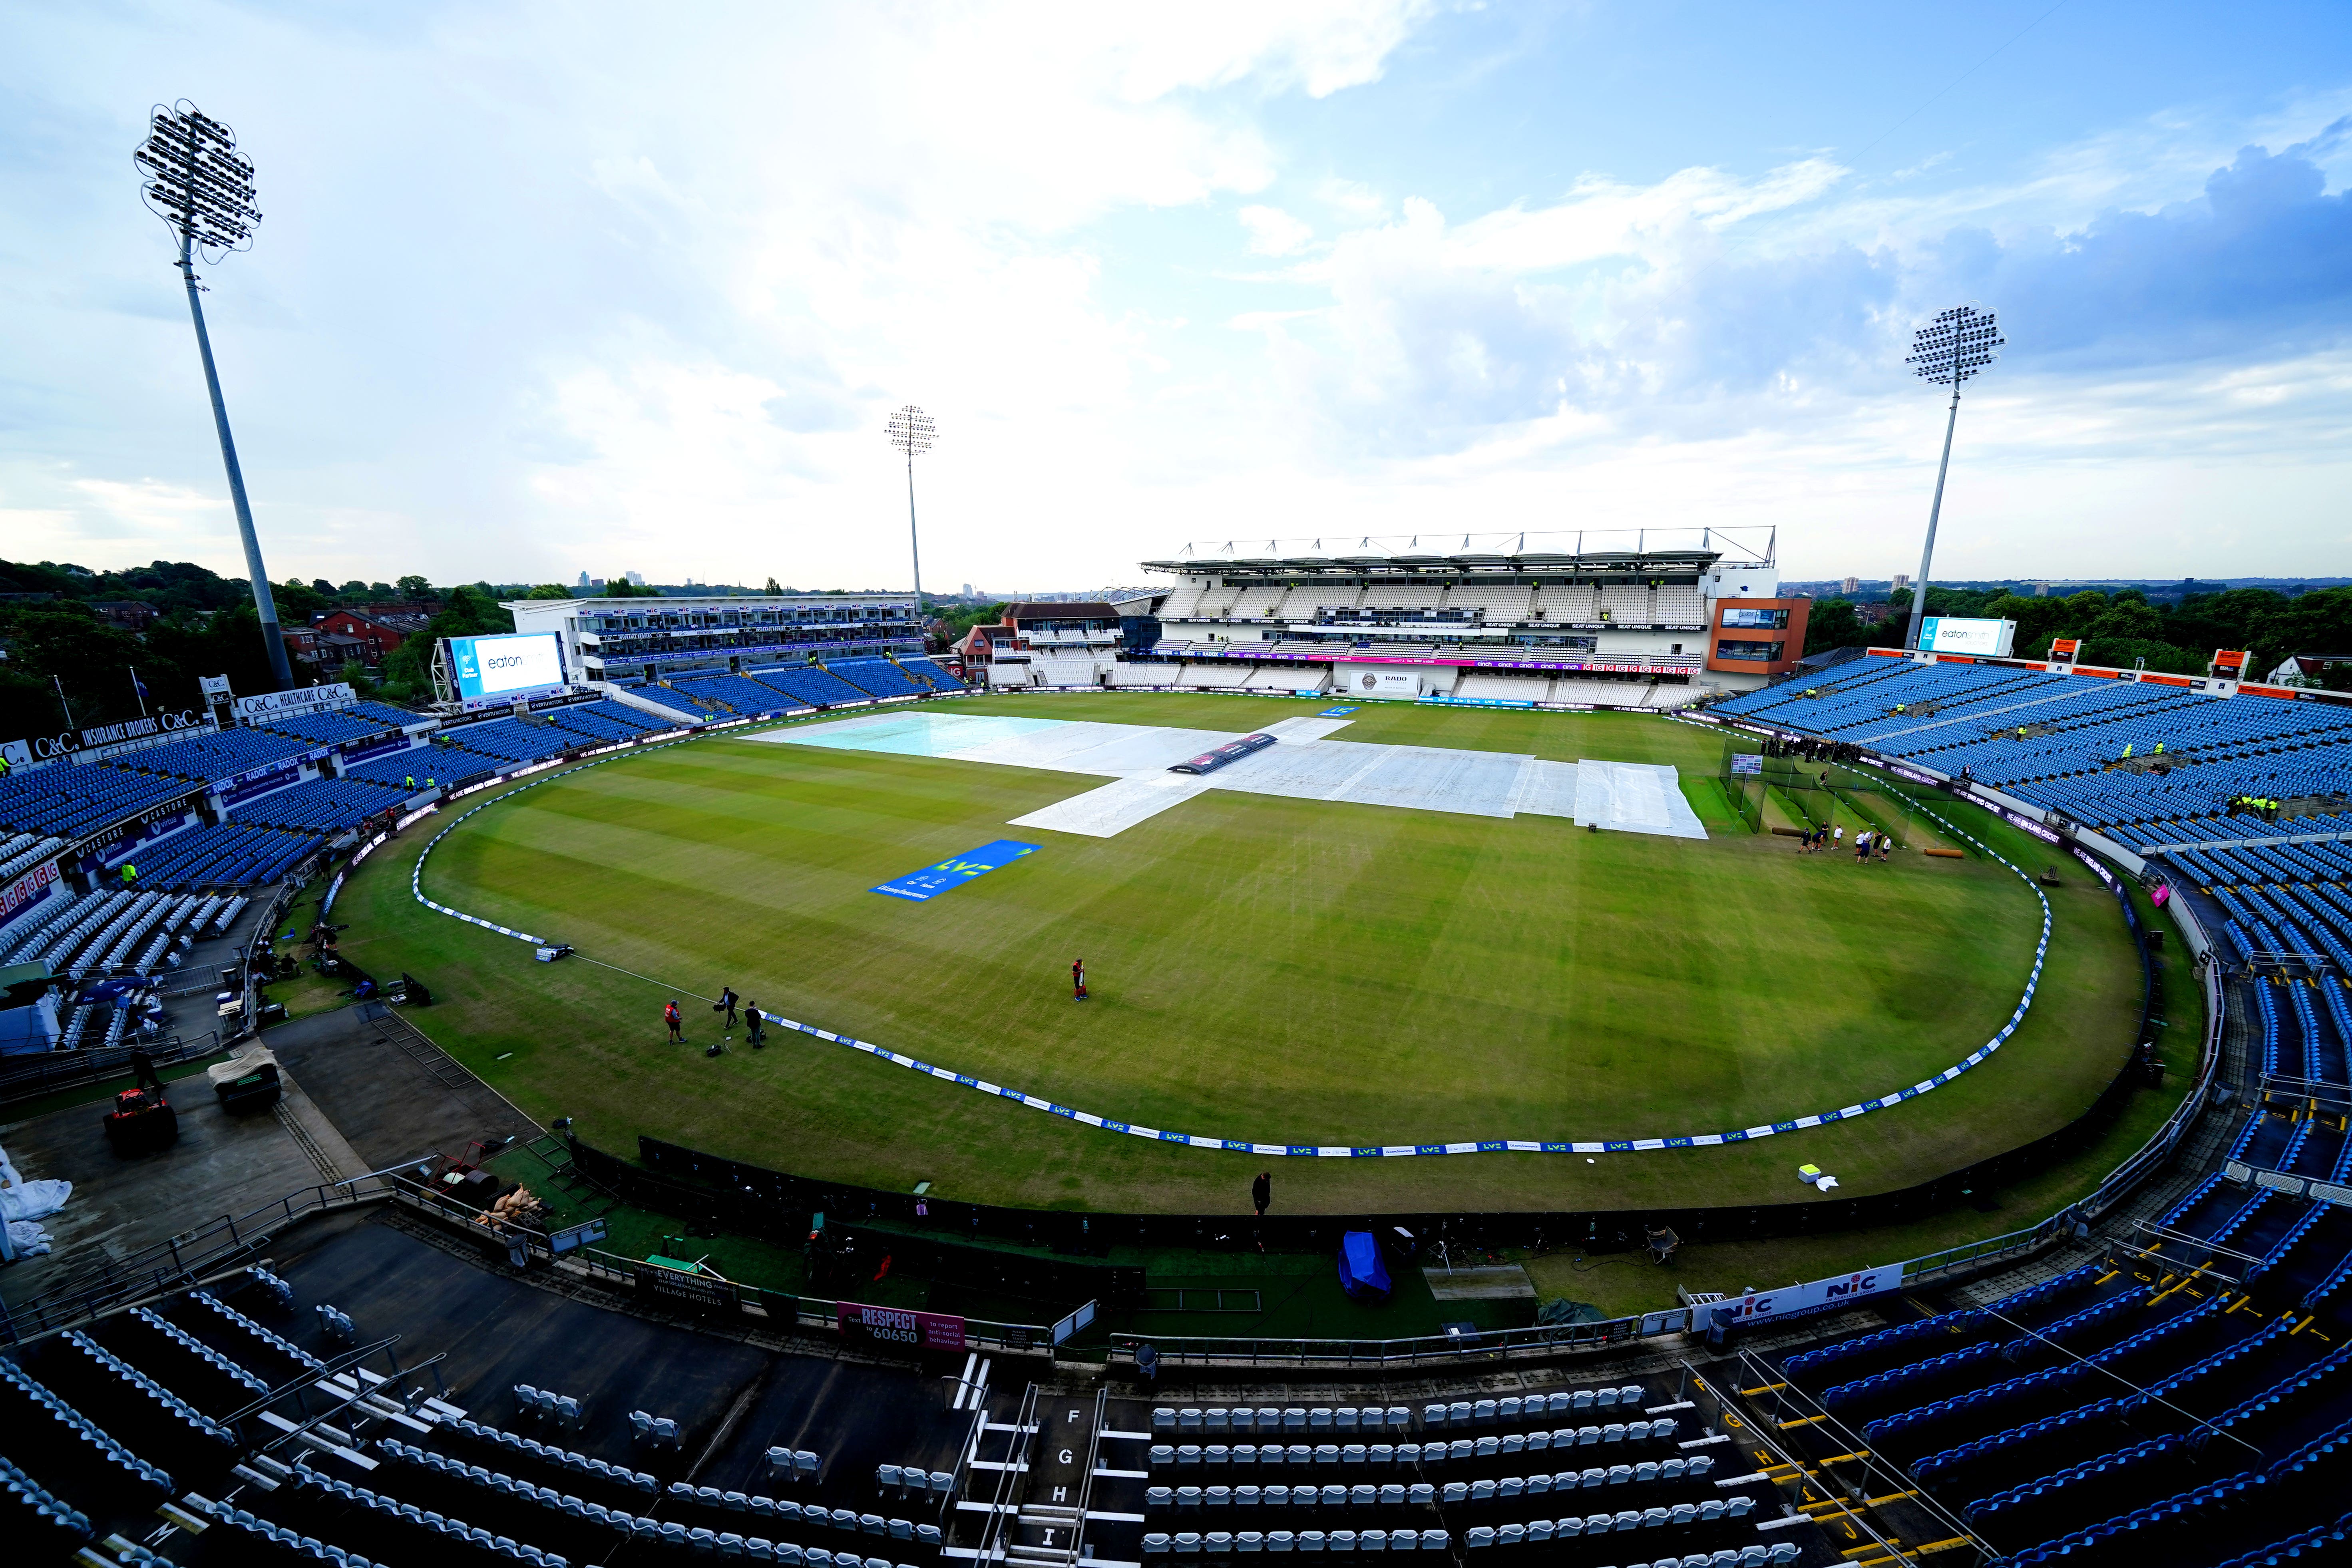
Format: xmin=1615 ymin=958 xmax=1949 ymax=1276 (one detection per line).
xmin=449 ymin=632 xmax=567 ymax=708
xmin=1919 ymin=616 xmax=2016 ymax=659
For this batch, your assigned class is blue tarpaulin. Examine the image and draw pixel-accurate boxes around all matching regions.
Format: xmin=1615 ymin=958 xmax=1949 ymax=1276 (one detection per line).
xmin=1338 ymin=1230 xmax=1391 ymax=1303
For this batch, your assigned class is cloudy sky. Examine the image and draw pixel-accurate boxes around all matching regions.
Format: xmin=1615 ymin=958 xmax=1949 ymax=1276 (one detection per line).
xmin=2 ymin=2 xmax=2348 ymax=593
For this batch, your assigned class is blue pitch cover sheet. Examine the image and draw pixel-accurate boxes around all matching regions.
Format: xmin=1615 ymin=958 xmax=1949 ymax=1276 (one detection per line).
xmin=872 ymin=839 xmax=1042 ymax=902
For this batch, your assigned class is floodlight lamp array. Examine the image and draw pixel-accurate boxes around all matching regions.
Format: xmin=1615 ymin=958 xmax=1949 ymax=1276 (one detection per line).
xmin=135 ymin=102 xmax=261 ymax=258
xmin=1906 ymin=304 xmax=2003 ymax=387
xmin=885 ymin=404 xmax=936 ymax=458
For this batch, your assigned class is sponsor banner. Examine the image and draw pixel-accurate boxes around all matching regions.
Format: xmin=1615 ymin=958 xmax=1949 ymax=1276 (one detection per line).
xmin=873 ymin=839 xmax=1041 ymax=901
xmin=10 ymin=709 xmax=206 ymax=766
xmin=839 ymin=1302 xmax=967 ymax=1352
xmin=1918 ymin=616 xmax=2016 ymax=658
xmin=341 ymin=734 xmax=424 ymax=766
xmin=1719 ymin=1266 xmax=1900 ymax=1325
xmin=1421 ymin=693 xmax=1534 ymax=710
xmin=1 ymin=858 xmax=61 ymax=922
xmin=234 ymin=683 xmax=356 ymax=720
xmin=634 ymin=1262 xmax=738 ymax=1313
xmin=1319 ymin=706 xmax=1358 ymax=716
xmin=1341 ymin=666 xmax=1424 ymax=698
xmin=198 ymin=673 xmax=234 ymax=698
xmin=1729 ymin=754 xmax=1764 ymax=776
xmin=73 ymin=788 xmax=207 ymax=859
xmin=1211 ymin=646 xmax=1695 ymax=674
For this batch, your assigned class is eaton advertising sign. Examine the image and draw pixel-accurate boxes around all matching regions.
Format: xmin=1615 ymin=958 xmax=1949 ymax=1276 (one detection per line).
xmin=1919 ymin=616 xmax=2017 ymax=658
xmin=872 ymin=840 xmax=1041 ymax=902
xmin=450 ymin=632 xmax=567 ymax=704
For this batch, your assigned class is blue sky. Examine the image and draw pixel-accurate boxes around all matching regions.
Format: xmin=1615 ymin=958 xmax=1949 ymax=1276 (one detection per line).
xmin=1 ymin=1 xmax=2347 ymax=591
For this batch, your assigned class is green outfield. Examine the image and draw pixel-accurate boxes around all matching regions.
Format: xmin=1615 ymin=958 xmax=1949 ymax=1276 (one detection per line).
xmin=334 ymin=692 xmax=2146 ymax=1214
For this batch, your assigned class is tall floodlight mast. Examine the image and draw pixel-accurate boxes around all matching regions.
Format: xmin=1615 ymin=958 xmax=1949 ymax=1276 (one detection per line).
xmin=135 ymin=102 xmax=293 ymax=689
xmin=1901 ymin=304 xmax=2004 ymax=654
xmin=885 ymin=404 xmax=937 ymax=635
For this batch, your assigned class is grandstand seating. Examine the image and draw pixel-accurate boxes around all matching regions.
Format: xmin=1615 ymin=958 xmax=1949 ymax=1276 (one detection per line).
xmin=826 ymin=658 xmax=929 ymax=699
xmin=662 ymin=672 xmax=799 ymax=715
xmin=119 ymin=728 xmax=315 ymax=784
xmin=1715 ymin=659 xmax=2352 ymax=842
xmin=337 ymin=748 xmax=439 ymax=789
xmin=541 ymin=699 xmax=670 ymax=744
xmin=897 ymin=658 xmax=967 ymax=693
xmin=439 ymin=720 xmax=577 ymax=768
xmin=258 ymin=706 xmax=414 ymax=747
xmin=746 ymin=663 xmax=870 ymax=707
xmin=231 ymin=777 xmax=411 ymax=833
xmin=0 ymin=763 xmax=197 ymax=838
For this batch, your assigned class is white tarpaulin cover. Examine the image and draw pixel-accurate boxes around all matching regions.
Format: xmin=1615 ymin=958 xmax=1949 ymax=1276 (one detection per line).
xmin=757 ymin=710 xmax=1707 ymax=842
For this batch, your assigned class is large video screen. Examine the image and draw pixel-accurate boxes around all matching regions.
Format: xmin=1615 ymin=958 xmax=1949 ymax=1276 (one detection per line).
xmin=1919 ymin=616 xmax=2015 ymax=658
xmin=450 ymin=632 xmax=566 ymax=701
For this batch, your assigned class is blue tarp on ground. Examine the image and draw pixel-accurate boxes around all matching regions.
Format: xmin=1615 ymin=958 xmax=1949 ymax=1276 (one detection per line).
xmin=1338 ymin=1230 xmax=1391 ymax=1302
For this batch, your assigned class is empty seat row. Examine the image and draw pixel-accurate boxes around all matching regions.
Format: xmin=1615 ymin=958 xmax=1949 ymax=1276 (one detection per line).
xmin=278 ymin=1464 xmax=566 ymax=1564
xmin=1149 ymin=1455 xmax=1718 ymax=1508
xmin=61 ymin=1331 xmax=231 ymax=1447
xmin=1153 ymin=1390 xmax=1648 ymax=1434
xmin=131 ymin=1306 xmax=271 ymax=1396
xmin=1150 ymin=1421 xmax=1680 ymax=1468
xmin=0 ymin=1356 xmax=173 ymax=1495
xmin=434 ymin=1417 xmax=657 ymax=1492
xmin=874 ymin=1463 xmax=955 ymax=1497
xmin=666 ymin=1480 xmax=941 ymax=1544
xmin=185 ymin=1289 xmax=326 ymax=1374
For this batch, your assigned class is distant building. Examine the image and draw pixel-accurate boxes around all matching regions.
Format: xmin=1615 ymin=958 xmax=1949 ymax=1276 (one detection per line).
xmin=316 ymin=606 xmax=436 ymax=666
xmin=625 ymin=571 xmax=646 ymax=585
xmin=1892 ymin=574 xmax=1911 ymax=590
xmin=576 ymin=571 xmax=591 ymax=590
xmin=90 ymin=601 xmax=159 ymax=631
xmin=1839 ymin=577 xmax=1859 ymax=594
xmin=955 ymin=602 xmax=1123 ymax=688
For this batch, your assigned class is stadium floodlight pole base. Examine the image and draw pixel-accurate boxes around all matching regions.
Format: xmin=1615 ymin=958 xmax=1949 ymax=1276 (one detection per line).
xmin=179 ymin=231 xmax=292 ymax=691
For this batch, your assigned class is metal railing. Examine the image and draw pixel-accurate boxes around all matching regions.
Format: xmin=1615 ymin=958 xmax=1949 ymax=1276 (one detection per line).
xmin=0 ymin=1170 xmax=400 ymax=1345
xmin=0 ymin=1029 xmax=221 ymax=1110
xmin=1109 ymin=1308 xmax=1685 ymax=1370
xmin=375 ymin=1180 xmax=1062 ymax=1354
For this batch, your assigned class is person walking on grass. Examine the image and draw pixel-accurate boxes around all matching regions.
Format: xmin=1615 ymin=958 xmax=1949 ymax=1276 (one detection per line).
xmin=745 ymin=1003 xmax=766 ymax=1049
xmin=1855 ymin=829 xmax=1871 ymax=864
xmin=1072 ymin=957 xmax=1088 ymax=1001
xmin=664 ymin=999 xmax=683 ymax=1043
xmin=714 ymin=986 xmax=739 ymax=1031
xmin=1878 ymin=834 xmax=1893 ymax=863
xmin=1252 ymin=1171 xmax=1271 ymax=1253
xmin=1832 ymin=824 xmax=1843 ymax=853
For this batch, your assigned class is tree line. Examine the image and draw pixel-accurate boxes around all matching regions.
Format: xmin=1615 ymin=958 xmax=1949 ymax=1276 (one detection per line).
xmin=1803 ymin=584 xmax=2352 ymax=688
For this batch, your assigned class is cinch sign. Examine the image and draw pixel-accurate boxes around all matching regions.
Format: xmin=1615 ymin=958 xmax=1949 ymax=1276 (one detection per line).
xmin=838 ymin=1302 xmax=966 ymax=1351
xmin=872 ymin=840 xmax=1040 ymax=902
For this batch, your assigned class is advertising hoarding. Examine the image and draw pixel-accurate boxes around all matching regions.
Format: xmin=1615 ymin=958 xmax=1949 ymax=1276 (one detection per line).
xmin=838 ymin=1302 xmax=967 ymax=1351
xmin=450 ymin=632 xmax=567 ymax=704
xmin=1919 ymin=617 xmax=2016 ymax=658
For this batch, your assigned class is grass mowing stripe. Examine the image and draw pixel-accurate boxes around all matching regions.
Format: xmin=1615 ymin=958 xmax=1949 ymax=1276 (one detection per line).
xmin=403 ymin=702 xmax=2061 ymax=1158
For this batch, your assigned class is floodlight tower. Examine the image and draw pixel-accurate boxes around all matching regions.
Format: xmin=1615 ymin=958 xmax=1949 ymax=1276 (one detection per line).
xmin=885 ymin=404 xmax=937 ymax=625
xmin=134 ymin=101 xmax=293 ymax=689
xmin=1901 ymin=303 xmax=2004 ymax=654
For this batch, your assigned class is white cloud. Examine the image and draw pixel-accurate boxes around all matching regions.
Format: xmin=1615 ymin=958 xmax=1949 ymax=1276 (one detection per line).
xmin=1239 ymin=205 xmax=1316 ymax=255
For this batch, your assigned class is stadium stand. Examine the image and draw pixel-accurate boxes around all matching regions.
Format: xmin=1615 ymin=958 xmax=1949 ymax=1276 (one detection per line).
xmin=897 ymin=657 xmax=968 ymax=693
xmin=745 ymin=663 xmax=870 ymax=707
xmin=661 ymin=672 xmax=799 ymax=715
xmin=123 ymin=822 xmax=324 ymax=891
xmin=336 ymin=749 xmax=443 ymax=789
xmin=439 ymin=719 xmax=579 ymax=768
xmin=256 ymin=704 xmax=420 ymax=748
xmin=230 ymin=777 xmax=411 ymax=832
xmin=541 ymin=699 xmax=671 ymax=744
xmin=114 ymin=728 xmax=315 ymax=784
xmin=825 ymin=658 xmax=929 ymax=699
xmin=1715 ymin=659 xmax=2352 ymax=843
xmin=0 ymin=763 xmax=197 ymax=838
